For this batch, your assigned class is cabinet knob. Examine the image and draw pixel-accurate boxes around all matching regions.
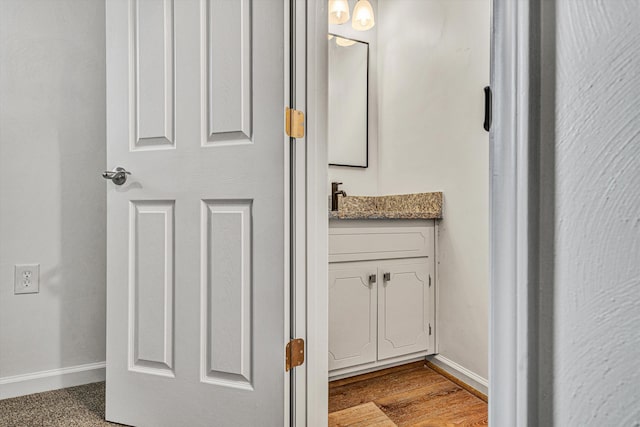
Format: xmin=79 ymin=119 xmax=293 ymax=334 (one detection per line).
xmin=369 ymin=274 xmax=377 ymax=284
xmin=383 ymin=272 xmax=391 ymax=282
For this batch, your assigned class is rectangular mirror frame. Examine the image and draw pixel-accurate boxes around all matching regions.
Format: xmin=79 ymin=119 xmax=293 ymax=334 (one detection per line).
xmin=328 ymin=34 xmax=369 ymax=168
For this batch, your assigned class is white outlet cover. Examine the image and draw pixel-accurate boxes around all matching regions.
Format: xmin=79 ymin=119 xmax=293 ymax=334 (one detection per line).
xmin=14 ymin=264 xmax=40 ymax=294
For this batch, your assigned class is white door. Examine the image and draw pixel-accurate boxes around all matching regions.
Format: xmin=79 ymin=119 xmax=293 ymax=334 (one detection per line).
xmin=328 ymin=262 xmax=377 ymax=371
xmin=104 ymin=1 xmax=287 ymax=426
xmin=377 ymin=260 xmax=432 ymax=360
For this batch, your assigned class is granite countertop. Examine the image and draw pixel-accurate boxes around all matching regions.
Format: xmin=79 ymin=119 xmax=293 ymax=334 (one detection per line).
xmin=329 ymin=192 xmax=443 ymax=220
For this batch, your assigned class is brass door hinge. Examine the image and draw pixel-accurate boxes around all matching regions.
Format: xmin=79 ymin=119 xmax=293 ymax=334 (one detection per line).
xmin=285 ymin=107 xmax=305 ymax=138
xmin=285 ymin=338 xmax=305 ymax=371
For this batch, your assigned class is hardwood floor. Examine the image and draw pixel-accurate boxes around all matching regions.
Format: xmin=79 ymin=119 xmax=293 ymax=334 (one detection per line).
xmin=329 ymin=361 xmax=487 ymax=427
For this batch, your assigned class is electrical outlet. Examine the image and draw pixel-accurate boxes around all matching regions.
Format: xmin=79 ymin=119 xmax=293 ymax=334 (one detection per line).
xmin=14 ymin=264 xmax=40 ymax=294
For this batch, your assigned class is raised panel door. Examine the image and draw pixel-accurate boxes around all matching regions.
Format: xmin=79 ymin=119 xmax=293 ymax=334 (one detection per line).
xmin=377 ymin=259 xmax=433 ymax=360
xmin=328 ymin=262 xmax=377 ymax=371
xmin=105 ymin=1 xmax=287 ymax=425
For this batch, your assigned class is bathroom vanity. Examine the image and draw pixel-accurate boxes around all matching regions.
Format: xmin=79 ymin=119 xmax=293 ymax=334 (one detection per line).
xmin=328 ymin=193 xmax=442 ymax=379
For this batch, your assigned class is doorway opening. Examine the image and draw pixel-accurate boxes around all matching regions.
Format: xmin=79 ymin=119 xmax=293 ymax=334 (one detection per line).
xmin=324 ymin=0 xmax=490 ymax=424
xmin=305 ymin=0 xmax=543 ymax=424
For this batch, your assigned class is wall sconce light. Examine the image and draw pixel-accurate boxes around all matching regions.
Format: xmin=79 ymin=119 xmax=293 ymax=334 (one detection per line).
xmin=328 ymin=0 xmax=375 ymax=31
xmin=352 ymin=0 xmax=375 ymax=31
xmin=329 ymin=0 xmax=350 ymax=25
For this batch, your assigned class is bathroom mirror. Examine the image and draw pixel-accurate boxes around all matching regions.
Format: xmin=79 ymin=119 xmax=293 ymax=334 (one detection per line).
xmin=328 ymin=35 xmax=369 ymax=168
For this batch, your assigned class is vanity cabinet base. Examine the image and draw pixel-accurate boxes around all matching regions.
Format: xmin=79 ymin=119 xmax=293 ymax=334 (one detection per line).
xmin=329 ymin=220 xmax=437 ymax=379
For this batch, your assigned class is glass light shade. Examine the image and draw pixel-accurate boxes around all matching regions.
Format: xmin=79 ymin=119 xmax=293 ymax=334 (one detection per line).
xmin=335 ymin=37 xmax=356 ymax=47
xmin=352 ymin=0 xmax=375 ymax=31
xmin=328 ymin=0 xmax=350 ymax=25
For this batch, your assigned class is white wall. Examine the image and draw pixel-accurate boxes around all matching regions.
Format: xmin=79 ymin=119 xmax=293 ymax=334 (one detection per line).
xmin=377 ymin=0 xmax=490 ymax=380
xmin=0 ymin=0 xmax=106 ymax=397
xmin=539 ymin=1 xmax=640 ymax=424
xmin=328 ymin=0 xmax=379 ymax=195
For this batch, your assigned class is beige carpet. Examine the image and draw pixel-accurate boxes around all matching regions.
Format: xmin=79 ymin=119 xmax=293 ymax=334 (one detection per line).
xmin=0 ymin=382 xmax=120 ymax=427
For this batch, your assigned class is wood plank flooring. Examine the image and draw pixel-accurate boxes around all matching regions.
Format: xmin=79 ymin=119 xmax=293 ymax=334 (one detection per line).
xmin=329 ymin=402 xmax=397 ymax=427
xmin=329 ymin=361 xmax=487 ymax=427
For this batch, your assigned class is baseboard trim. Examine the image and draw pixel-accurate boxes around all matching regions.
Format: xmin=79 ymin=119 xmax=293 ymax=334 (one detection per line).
xmin=426 ymin=355 xmax=488 ymax=402
xmin=329 ymin=355 xmax=428 ymax=381
xmin=0 ymin=361 xmax=106 ymax=400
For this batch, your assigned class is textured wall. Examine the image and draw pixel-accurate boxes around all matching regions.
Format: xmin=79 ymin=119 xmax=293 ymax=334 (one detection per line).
xmin=543 ymin=0 xmax=640 ymax=424
xmin=0 ymin=0 xmax=106 ymax=379
xmin=377 ymin=0 xmax=490 ymax=380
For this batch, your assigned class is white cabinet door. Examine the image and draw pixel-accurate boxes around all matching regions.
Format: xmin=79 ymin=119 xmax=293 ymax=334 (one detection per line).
xmin=105 ymin=1 xmax=287 ymax=426
xmin=329 ymin=263 xmax=377 ymax=371
xmin=378 ymin=260 xmax=432 ymax=360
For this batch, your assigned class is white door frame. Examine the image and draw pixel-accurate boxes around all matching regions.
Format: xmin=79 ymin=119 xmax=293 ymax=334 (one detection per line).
xmin=489 ymin=0 xmax=541 ymax=425
xmin=291 ymin=0 xmax=329 ymax=425
xmin=301 ymin=0 xmax=542 ymax=426
xmin=289 ymin=0 xmax=315 ymax=425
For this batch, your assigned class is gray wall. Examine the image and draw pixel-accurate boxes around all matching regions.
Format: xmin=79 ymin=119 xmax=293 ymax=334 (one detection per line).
xmin=377 ymin=0 xmax=490 ymax=381
xmin=0 ymin=0 xmax=106 ymax=385
xmin=539 ymin=0 xmax=640 ymax=424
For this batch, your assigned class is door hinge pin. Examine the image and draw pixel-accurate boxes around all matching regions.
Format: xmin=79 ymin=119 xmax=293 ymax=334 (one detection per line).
xmin=429 ymin=324 xmax=432 ymax=336
xmin=429 ymin=274 xmax=432 ymax=287
xmin=285 ymin=107 xmax=305 ymax=139
xmin=285 ymin=338 xmax=305 ymax=371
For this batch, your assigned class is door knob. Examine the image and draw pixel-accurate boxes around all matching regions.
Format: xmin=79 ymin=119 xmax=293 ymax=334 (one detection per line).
xmin=102 ymin=167 xmax=131 ymax=186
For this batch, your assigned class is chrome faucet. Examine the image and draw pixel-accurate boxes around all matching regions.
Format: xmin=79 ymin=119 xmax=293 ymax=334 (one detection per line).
xmin=331 ymin=182 xmax=347 ymax=211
